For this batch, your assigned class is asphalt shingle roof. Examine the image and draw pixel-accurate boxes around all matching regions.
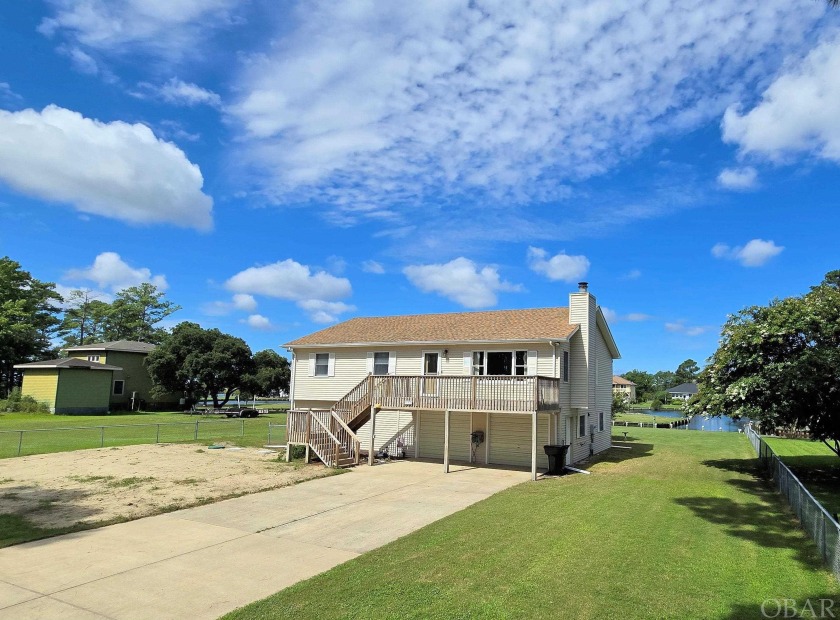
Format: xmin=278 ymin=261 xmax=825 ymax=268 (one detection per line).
xmin=285 ymin=307 xmax=577 ymax=346
xmin=63 ymin=340 xmax=156 ymax=354
xmin=14 ymin=358 xmax=122 ymax=371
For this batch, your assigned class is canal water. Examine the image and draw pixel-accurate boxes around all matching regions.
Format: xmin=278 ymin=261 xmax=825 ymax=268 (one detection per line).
xmin=628 ymin=409 xmax=748 ymax=432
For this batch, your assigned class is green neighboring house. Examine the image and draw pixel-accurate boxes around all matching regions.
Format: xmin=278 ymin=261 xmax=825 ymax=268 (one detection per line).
xmin=16 ymin=340 xmax=182 ymax=414
xmin=14 ymin=358 xmax=121 ymax=414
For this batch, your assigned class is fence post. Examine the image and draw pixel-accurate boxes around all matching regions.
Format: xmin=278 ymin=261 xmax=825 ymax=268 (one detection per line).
xmin=241 ymin=419 xmax=245 ymax=436
xmin=195 ymin=420 xmax=199 ymax=440
xmin=101 ymin=426 xmax=105 ymax=448
xmin=17 ymin=430 xmax=23 ymax=456
xmin=156 ymin=424 xmax=160 ymax=443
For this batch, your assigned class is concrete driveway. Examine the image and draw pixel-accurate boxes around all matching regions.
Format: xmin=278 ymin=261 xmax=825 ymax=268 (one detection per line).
xmin=0 ymin=461 xmax=529 ymax=619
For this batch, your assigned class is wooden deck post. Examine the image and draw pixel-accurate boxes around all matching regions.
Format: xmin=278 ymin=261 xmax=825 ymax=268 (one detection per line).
xmin=444 ymin=409 xmax=451 ymax=473
xmin=305 ymin=409 xmax=311 ymax=463
xmin=531 ymin=410 xmax=538 ymax=481
xmin=368 ymin=404 xmax=379 ymax=466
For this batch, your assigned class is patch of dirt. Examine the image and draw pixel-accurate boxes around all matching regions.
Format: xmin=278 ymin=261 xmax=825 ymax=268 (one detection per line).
xmin=0 ymin=443 xmax=330 ymax=529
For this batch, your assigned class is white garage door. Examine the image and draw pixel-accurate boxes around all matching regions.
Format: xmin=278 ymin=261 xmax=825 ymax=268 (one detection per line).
xmin=418 ymin=411 xmax=444 ymax=459
xmin=488 ymin=413 xmax=550 ymax=468
xmin=449 ymin=412 xmax=471 ymax=462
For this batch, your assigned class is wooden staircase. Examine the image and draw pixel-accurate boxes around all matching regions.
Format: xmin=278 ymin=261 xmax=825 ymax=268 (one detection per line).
xmin=288 ymin=375 xmax=374 ymax=468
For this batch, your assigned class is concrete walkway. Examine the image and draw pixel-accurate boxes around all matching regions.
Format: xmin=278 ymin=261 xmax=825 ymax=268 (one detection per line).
xmin=0 ymin=461 xmax=529 ymax=619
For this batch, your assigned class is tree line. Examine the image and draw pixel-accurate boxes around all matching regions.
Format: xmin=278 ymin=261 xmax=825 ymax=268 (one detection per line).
xmin=0 ymin=256 xmax=289 ymax=403
xmin=620 ymin=358 xmax=700 ymax=404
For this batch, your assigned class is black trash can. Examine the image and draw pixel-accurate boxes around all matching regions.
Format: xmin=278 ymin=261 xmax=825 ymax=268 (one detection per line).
xmin=543 ymin=445 xmax=569 ymax=476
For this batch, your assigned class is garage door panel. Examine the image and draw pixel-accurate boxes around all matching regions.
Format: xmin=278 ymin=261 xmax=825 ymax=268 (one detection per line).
xmin=418 ymin=411 xmax=444 ymax=459
xmin=489 ymin=414 xmax=550 ymax=468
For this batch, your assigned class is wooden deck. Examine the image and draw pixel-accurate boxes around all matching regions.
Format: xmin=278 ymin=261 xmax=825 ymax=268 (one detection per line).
xmin=365 ymin=374 xmax=561 ymax=413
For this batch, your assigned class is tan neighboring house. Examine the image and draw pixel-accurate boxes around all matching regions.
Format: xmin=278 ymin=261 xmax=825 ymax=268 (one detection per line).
xmin=612 ymin=375 xmax=637 ymax=402
xmin=284 ymin=283 xmax=620 ymax=480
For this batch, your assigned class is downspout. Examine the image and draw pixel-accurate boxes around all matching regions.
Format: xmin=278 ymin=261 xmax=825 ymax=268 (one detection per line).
xmin=286 ymin=348 xmax=296 ymax=410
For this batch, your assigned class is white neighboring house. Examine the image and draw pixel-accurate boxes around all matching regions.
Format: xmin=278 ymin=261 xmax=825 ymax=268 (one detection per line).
xmin=667 ymin=382 xmax=698 ymax=401
xmin=284 ymin=283 xmax=620 ymax=480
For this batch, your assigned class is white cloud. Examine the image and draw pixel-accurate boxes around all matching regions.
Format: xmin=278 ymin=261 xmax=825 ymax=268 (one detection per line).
xmin=601 ymin=307 xmax=653 ymax=323
xmin=202 ymin=293 xmax=258 ymax=316
xmin=0 ymin=105 xmax=213 ymax=230
xmin=231 ymin=0 xmax=824 ymax=225
xmin=297 ymin=300 xmax=357 ymax=324
xmin=722 ymin=35 xmax=840 ymax=163
xmin=39 ymin=0 xmax=240 ymax=60
xmin=623 ymin=269 xmax=642 ymax=280
xmin=0 ymin=82 xmax=23 ymax=105
xmin=711 ymin=239 xmax=784 ymax=267
xmin=665 ymin=321 xmax=712 ymax=337
xmin=66 ymin=252 xmax=168 ymax=292
xmin=242 ymin=314 xmax=275 ymax=331
xmin=232 ymin=293 xmax=257 ymax=311
xmin=403 ymin=257 xmax=520 ymax=309
xmin=57 ymin=45 xmax=100 ymax=75
xmin=225 ymin=259 xmax=353 ymax=323
xmin=527 ymin=247 xmax=590 ymax=283
xmin=717 ymin=167 xmax=758 ymax=190
xmin=134 ymin=78 xmax=222 ymax=108
xmin=362 ymin=260 xmax=385 ymax=274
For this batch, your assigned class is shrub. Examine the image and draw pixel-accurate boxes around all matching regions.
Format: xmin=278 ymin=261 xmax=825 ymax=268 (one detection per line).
xmin=0 ymin=388 xmax=50 ymax=414
xmin=650 ymin=398 xmax=663 ymax=411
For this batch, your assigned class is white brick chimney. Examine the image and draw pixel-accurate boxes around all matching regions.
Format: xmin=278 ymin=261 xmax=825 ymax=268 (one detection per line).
xmin=569 ymin=282 xmax=597 ymax=411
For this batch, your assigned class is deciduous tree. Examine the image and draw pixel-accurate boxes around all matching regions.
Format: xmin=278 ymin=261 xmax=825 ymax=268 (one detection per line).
xmin=690 ymin=271 xmax=840 ymax=457
xmin=0 ymin=257 xmax=61 ymax=395
xmin=146 ymin=322 xmax=255 ymax=408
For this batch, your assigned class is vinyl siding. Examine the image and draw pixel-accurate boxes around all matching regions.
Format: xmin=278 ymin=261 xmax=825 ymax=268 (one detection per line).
xmin=569 ymin=292 xmax=595 ymax=409
xmin=292 ymin=343 xmax=563 ymax=406
xmin=592 ymin=324 xmax=614 ymax=456
xmin=356 ymin=410 xmax=416 ymax=457
xmin=20 ymin=370 xmax=59 ymax=411
xmin=488 ymin=413 xmax=550 ymax=468
xmin=418 ymin=411 xmax=444 ymax=458
xmin=55 ymin=368 xmax=112 ymax=413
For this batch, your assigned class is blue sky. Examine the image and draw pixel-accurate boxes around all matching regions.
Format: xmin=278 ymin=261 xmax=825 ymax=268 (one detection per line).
xmin=1 ymin=0 xmax=839 ymax=374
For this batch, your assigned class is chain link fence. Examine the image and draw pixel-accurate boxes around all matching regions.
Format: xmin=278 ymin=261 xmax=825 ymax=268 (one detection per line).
xmin=0 ymin=419 xmax=250 ymax=458
xmin=746 ymin=424 xmax=840 ymax=581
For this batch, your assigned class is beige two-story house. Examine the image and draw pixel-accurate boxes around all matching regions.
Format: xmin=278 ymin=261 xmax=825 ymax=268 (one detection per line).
xmin=284 ymin=283 xmax=620 ymax=480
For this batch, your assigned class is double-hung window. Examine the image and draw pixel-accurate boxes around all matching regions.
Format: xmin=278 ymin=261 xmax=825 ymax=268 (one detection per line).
xmin=563 ymin=351 xmax=569 ymax=382
xmin=598 ymin=411 xmax=605 ymax=432
xmin=579 ymin=414 xmax=587 ymax=438
xmin=472 ymin=351 xmax=485 ymax=376
xmin=113 ymin=380 xmax=125 ymax=395
xmin=373 ymin=352 xmax=390 ymax=376
xmin=314 ymin=353 xmax=330 ymax=376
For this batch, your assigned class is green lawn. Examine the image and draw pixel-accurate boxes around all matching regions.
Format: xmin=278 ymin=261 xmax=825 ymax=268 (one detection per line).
xmin=0 ymin=411 xmax=287 ymax=458
xmin=764 ymin=436 xmax=840 ymax=517
xmin=225 ymin=429 xmax=838 ymax=620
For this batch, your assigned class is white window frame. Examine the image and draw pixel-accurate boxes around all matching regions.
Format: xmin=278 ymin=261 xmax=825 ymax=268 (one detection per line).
xmin=88 ymin=355 xmax=100 ymax=363
xmin=598 ymin=411 xmax=605 ymax=432
xmin=113 ymin=380 xmax=125 ymax=396
xmin=578 ymin=414 xmax=587 ymax=438
xmin=373 ymin=351 xmax=390 ymax=376
xmin=469 ymin=350 xmax=536 ymax=376
xmin=309 ymin=352 xmax=335 ymax=377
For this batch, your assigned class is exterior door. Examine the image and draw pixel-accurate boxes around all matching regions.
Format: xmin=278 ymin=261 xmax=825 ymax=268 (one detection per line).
xmin=422 ymin=352 xmax=439 ymax=396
